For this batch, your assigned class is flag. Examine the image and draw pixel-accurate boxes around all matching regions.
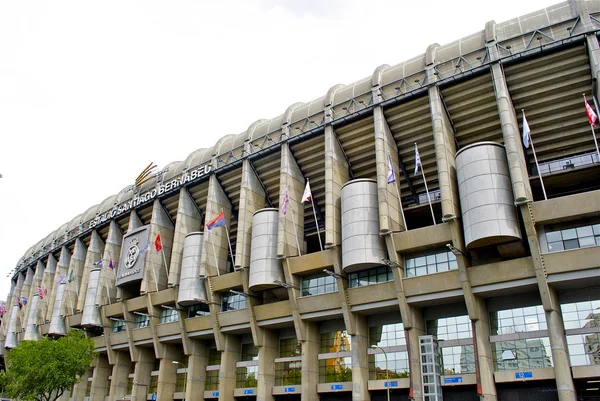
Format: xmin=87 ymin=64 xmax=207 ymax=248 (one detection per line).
xmin=67 ymin=270 xmax=75 ymax=283
xmin=109 ymin=256 xmax=115 ymax=270
xmin=57 ymin=274 xmax=67 ymax=284
xmin=281 ymin=187 xmax=290 ymax=215
xmin=585 ymin=99 xmax=597 ymax=126
xmin=155 ymin=234 xmax=163 ymax=252
xmin=93 ymin=259 xmax=103 ymax=267
xmin=522 ymin=111 xmax=531 ymax=149
xmin=387 ymin=154 xmax=396 ymax=184
xmin=414 ymin=146 xmax=422 ymax=175
xmin=37 ymin=285 xmax=47 ymax=299
xmin=21 ymin=296 xmax=27 ymax=307
xmin=301 ymin=180 xmax=311 ymax=203
xmin=206 ymin=212 xmax=226 ymax=230
xmin=0 ymin=303 xmax=6 ymax=318
xmin=139 ymin=243 xmax=149 ymax=254
xmin=17 ymin=297 xmax=22 ymax=309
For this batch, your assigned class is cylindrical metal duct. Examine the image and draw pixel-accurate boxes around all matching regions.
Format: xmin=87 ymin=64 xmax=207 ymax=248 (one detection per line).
xmin=341 ymin=179 xmax=387 ymax=273
xmin=249 ymin=208 xmax=282 ymax=291
xmin=23 ymin=295 xmax=40 ymax=341
xmin=4 ymin=305 xmax=20 ymax=349
xmin=456 ymin=142 xmax=522 ymax=248
xmin=81 ymin=268 xmax=102 ymax=327
xmin=48 ymin=283 xmax=67 ymax=336
xmin=178 ymin=232 xmax=208 ymax=306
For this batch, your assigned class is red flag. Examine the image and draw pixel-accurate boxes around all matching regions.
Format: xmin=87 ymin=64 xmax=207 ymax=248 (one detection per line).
xmin=585 ymin=99 xmax=597 ymax=126
xmin=155 ymin=234 xmax=163 ymax=252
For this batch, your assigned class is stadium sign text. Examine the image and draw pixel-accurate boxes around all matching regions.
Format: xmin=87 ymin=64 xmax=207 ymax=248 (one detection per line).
xmin=89 ymin=164 xmax=212 ymax=229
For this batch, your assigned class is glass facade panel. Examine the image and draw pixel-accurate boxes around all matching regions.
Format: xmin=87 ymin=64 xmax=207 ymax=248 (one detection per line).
xmin=301 ymin=274 xmax=338 ymax=296
xmin=319 ymin=357 xmax=352 ymax=383
xmin=188 ymin=303 xmax=210 ymax=318
xmin=320 ymin=330 xmax=351 ymax=353
xmin=279 ymin=338 xmax=302 ymax=358
xmin=235 ymin=365 xmax=258 ymax=388
xmin=241 ymin=344 xmax=259 ymax=361
xmin=566 ymin=334 xmax=600 ymax=366
xmin=205 ymin=370 xmax=219 ymax=391
xmin=135 ymin=313 xmax=150 ymax=328
xmin=159 ymin=308 xmax=179 ymax=324
xmin=368 ymin=351 xmax=409 ymax=379
xmin=405 ymin=249 xmax=457 ymax=277
xmin=208 ymin=348 xmax=221 ymax=365
xmin=348 ymin=266 xmax=393 ymax=288
xmin=221 ymin=293 xmax=247 ymax=311
xmin=490 ymin=305 xmax=547 ymax=335
xmin=175 ymin=372 xmax=186 ymax=392
xmin=441 ymin=345 xmax=475 ymax=375
xmin=546 ymin=223 xmax=600 ymax=253
xmin=149 ymin=375 xmax=158 ymax=393
xmin=369 ymin=323 xmax=406 ymax=347
xmin=275 ymin=361 xmax=302 ymax=385
xmin=113 ymin=319 xmax=126 ymax=333
xmin=427 ymin=315 xmax=472 ymax=341
xmin=492 ymin=337 xmax=553 ymax=371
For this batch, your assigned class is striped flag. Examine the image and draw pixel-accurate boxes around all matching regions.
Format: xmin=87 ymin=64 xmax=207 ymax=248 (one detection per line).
xmin=0 ymin=303 xmax=6 ymax=318
xmin=93 ymin=259 xmax=103 ymax=267
xmin=206 ymin=212 xmax=226 ymax=230
xmin=282 ymin=187 xmax=290 ymax=215
xmin=56 ymin=274 xmax=67 ymax=284
xmin=37 ymin=285 xmax=47 ymax=299
xmin=109 ymin=256 xmax=115 ymax=270
xmin=387 ymin=154 xmax=396 ymax=184
xmin=585 ymin=98 xmax=597 ymax=126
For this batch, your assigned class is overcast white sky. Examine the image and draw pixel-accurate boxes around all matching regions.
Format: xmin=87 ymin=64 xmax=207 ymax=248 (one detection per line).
xmin=0 ymin=0 xmax=556 ymax=301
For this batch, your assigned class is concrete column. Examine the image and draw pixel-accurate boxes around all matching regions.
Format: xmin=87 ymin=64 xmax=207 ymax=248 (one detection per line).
xmin=141 ymin=199 xmax=175 ymax=294
xmin=277 ymin=143 xmax=306 ymax=257
xmin=218 ymin=334 xmax=241 ymax=401
xmin=90 ymin=354 xmax=111 ymax=401
xmin=2 ymin=280 xmax=17 ymax=339
xmin=407 ymin=308 xmax=426 ymax=401
xmin=97 ymin=220 xmax=123 ymax=306
xmin=47 ymin=248 xmax=70 ymax=322
xmin=301 ymin=322 xmax=319 ymax=401
xmin=324 ymin=125 xmax=349 ymax=247
xmin=351 ymin=315 xmax=370 ymax=401
xmin=546 ymin=289 xmax=577 ymax=401
xmin=77 ymin=230 xmax=104 ymax=312
xmin=72 ymin=366 xmax=93 ymax=401
xmin=108 ymin=351 xmax=133 ymax=401
xmin=200 ymin=174 xmax=233 ymax=277
xmin=65 ymin=239 xmax=87 ymax=316
xmin=132 ymin=348 xmax=155 ymax=401
xmin=129 ymin=210 xmax=143 ymax=232
xmin=235 ymin=159 xmax=267 ymax=269
xmin=186 ymin=340 xmax=209 ymax=401
xmin=257 ymin=330 xmax=277 ymax=401
xmin=428 ymin=85 xmax=460 ymax=220
xmin=374 ymin=106 xmax=405 ymax=233
xmin=41 ymin=254 xmax=57 ymax=324
xmin=20 ymin=266 xmax=34 ymax=331
xmin=23 ymin=294 xmax=40 ymax=341
xmin=169 ymin=188 xmax=202 ymax=286
xmin=473 ymin=296 xmax=497 ymax=401
xmin=157 ymin=344 xmax=180 ymax=401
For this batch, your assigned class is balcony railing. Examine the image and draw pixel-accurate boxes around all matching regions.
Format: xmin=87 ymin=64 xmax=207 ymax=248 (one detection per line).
xmin=532 ymin=151 xmax=600 ymax=176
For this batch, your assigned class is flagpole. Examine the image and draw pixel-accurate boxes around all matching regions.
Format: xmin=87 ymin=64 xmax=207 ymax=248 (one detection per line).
xmin=523 ymin=110 xmax=548 ymax=201
xmin=584 ymin=94 xmax=600 ymax=161
xmin=221 ymin=209 xmax=235 ymax=271
xmin=388 ymin=151 xmax=408 ymax=230
xmin=309 ymin=196 xmax=323 ymax=251
xmin=158 ymin=230 xmax=170 ymax=283
xmin=209 ymin=230 xmax=221 ymax=276
xmin=416 ymin=143 xmax=436 ymax=225
xmin=104 ymin=274 xmax=112 ymax=305
xmin=289 ymin=202 xmax=302 ymax=256
xmin=151 ymin=264 xmax=160 ymax=293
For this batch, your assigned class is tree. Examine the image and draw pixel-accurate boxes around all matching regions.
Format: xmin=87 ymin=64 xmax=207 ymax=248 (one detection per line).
xmin=0 ymin=329 xmax=96 ymax=401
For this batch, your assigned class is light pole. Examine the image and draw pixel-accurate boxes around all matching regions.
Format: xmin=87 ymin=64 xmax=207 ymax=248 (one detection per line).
xmin=371 ymin=345 xmax=390 ymax=401
xmin=172 ymin=360 xmax=188 ymax=401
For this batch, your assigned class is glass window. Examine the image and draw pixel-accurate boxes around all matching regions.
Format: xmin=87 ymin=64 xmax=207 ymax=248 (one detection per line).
xmin=275 ymin=360 xmax=302 ymax=385
xmin=427 ymin=316 xmax=472 ymax=341
xmin=405 ymin=249 xmax=457 ymax=277
xmin=208 ymin=348 xmax=221 ymax=365
xmin=441 ymin=345 xmax=475 ymax=375
xmin=205 ymin=370 xmax=219 ymax=391
xmin=566 ymin=333 xmax=600 ymax=366
xmin=546 ymin=223 xmax=600 ymax=253
xmin=319 ymin=357 xmax=352 ymax=383
xmin=492 ymin=338 xmax=553 ymax=371
xmin=159 ymin=308 xmax=179 ymax=324
xmin=368 ymin=351 xmax=409 ymax=379
xmin=175 ymin=372 xmax=186 ymax=392
xmin=241 ymin=344 xmax=259 ymax=361
xmin=349 ymin=266 xmax=393 ymax=288
xmin=561 ymin=299 xmax=600 ymax=329
xmin=126 ymin=377 xmax=134 ymax=395
xmin=221 ymin=293 xmax=247 ymax=312
xmin=320 ymin=331 xmax=351 ymax=353
xmin=490 ymin=305 xmax=546 ymax=335
xmin=188 ymin=303 xmax=210 ymax=318
xmin=301 ymin=274 xmax=338 ymax=296
xmin=149 ymin=375 xmax=158 ymax=393
xmin=113 ymin=319 xmax=126 ymax=333
xmin=279 ymin=337 xmax=302 ymax=358
xmin=235 ymin=365 xmax=258 ymax=388
xmin=369 ymin=323 xmax=406 ymax=348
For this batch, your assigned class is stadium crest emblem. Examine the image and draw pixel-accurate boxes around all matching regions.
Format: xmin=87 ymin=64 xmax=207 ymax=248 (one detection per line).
xmin=125 ymin=237 xmax=141 ymax=269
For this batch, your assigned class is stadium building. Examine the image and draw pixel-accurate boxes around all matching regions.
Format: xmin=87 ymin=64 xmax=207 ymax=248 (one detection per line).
xmin=2 ymin=1 xmax=600 ymax=400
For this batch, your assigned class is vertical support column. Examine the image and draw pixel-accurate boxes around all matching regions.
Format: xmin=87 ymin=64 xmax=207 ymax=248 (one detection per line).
xmin=200 ymin=174 xmax=233 ymax=277
xmin=472 ymin=296 xmax=497 ymax=401
xmin=20 ymin=266 xmax=34 ymax=332
xmin=236 ymin=159 xmax=267 ymax=269
xmin=218 ymin=334 xmax=241 ymax=401
xmin=65 ymin=239 xmax=87 ymax=316
xmin=141 ymin=199 xmax=175 ymax=294
xmin=132 ymin=348 xmax=154 ymax=401
xmin=374 ymin=106 xmax=405 ymax=233
xmin=351 ymin=315 xmax=370 ymax=401
xmin=41 ymin=255 xmax=57 ymax=324
xmin=48 ymin=248 xmax=70 ymax=322
xmin=407 ymin=311 xmax=426 ymax=401
xmin=186 ymin=340 xmax=209 ymax=401
xmin=324 ymin=125 xmax=349 ymax=247
xmin=72 ymin=367 xmax=93 ymax=401
xmin=169 ymin=188 xmax=202 ymax=286
xmin=90 ymin=354 xmax=111 ymax=401
xmin=157 ymin=344 xmax=179 ymax=401
xmin=301 ymin=322 xmax=319 ymax=401
xmin=108 ymin=351 xmax=133 ymax=401
xmin=77 ymin=230 xmax=104 ymax=312
xmin=98 ymin=220 xmax=123 ymax=305
xmin=428 ymin=85 xmax=460 ymax=220
xmin=257 ymin=330 xmax=277 ymax=401
xmin=277 ymin=143 xmax=305 ymax=257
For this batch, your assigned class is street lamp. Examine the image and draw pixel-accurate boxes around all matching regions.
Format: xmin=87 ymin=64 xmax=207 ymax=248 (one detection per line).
xmin=172 ymin=361 xmax=188 ymax=401
xmin=371 ymin=345 xmax=390 ymax=401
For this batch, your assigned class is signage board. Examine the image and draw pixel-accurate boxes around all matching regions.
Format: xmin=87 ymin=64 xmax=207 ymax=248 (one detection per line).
xmin=444 ymin=377 xmax=463 ymax=383
xmin=516 ymin=371 xmax=533 ymax=379
xmin=331 ymin=384 xmax=343 ymax=390
xmin=116 ymin=225 xmax=150 ymax=287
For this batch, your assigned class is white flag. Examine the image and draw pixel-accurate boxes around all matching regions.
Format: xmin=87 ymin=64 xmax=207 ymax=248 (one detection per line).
xmin=522 ymin=111 xmax=531 ymax=149
xmin=387 ymin=154 xmax=396 ymax=184
xmin=414 ymin=145 xmax=422 ymax=175
xmin=301 ymin=180 xmax=311 ymax=203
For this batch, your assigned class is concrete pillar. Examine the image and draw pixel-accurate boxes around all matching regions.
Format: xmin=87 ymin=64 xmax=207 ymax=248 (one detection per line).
xmin=132 ymin=348 xmax=155 ymax=401
xmin=257 ymin=330 xmax=277 ymax=401
xmin=235 ymin=159 xmax=267 ymax=269
xmin=186 ymin=340 xmax=209 ymax=401
xmin=108 ymin=351 xmax=133 ymax=401
xmin=200 ymin=174 xmax=233 ymax=277
xmin=324 ymin=125 xmax=349 ymax=247
xmin=428 ymin=85 xmax=460 ymax=220
xmin=20 ymin=266 xmax=34 ymax=331
xmin=351 ymin=315 xmax=370 ymax=401
xmin=141 ymin=199 xmax=175 ymax=294
xmin=473 ymin=296 xmax=497 ymax=401
xmin=72 ymin=366 xmax=93 ymax=401
xmin=218 ymin=334 xmax=241 ymax=401
xmin=157 ymin=344 xmax=180 ymax=401
xmin=301 ymin=322 xmax=319 ymax=401
xmin=97 ymin=220 xmax=123 ymax=306
xmin=77 ymin=230 xmax=104 ymax=312
xmin=65 ymin=239 xmax=87 ymax=316
xmin=277 ymin=143 xmax=306 ymax=257
xmin=169 ymin=188 xmax=202 ymax=286
xmin=23 ymin=294 xmax=40 ymax=341
xmin=374 ymin=106 xmax=405 ymax=233
xmin=47 ymin=248 xmax=70 ymax=322
xmin=90 ymin=354 xmax=111 ymax=401
xmin=547 ymin=289 xmax=577 ymax=401
xmin=407 ymin=308 xmax=426 ymax=401
xmin=41 ymin=254 xmax=57 ymax=324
